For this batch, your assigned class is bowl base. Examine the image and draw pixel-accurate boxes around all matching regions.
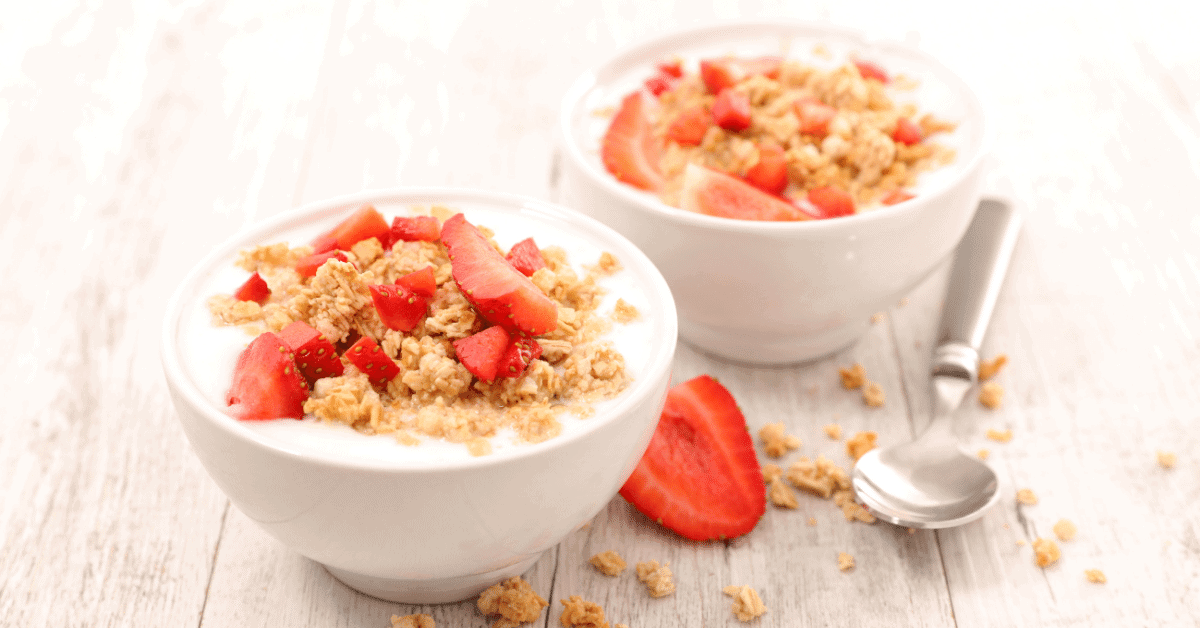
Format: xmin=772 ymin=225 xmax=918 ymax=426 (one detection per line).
xmin=679 ymin=317 xmax=867 ymax=365
xmin=324 ymin=551 xmax=545 ymax=604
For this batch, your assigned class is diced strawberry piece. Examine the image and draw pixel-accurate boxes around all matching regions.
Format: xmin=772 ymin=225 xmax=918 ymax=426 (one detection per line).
xmin=225 ymin=332 xmax=308 ymax=421
xmin=854 ymin=60 xmax=889 ymax=83
xmin=804 ymin=186 xmax=856 ymax=218
xmin=699 ymin=57 xmax=781 ymax=94
xmin=295 ymin=250 xmax=349 ymax=278
xmin=312 ymin=204 xmax=390 ymax=254
xmin=744 ymin=143 xmax=789 ymax=195
xmin=344 ymin=336 xmax=400 ymax=387
xmin=452 ymin=326 xmax=510 ymax=383
xmin=370 ymin=283 xmax=428 ymax=332
xmin=442 ymin=213 xmax=558 ymax=335
xmin=794 ymin=97 xmax=836 ymax=136
xmin=680 ymin=164 xmax=811 ymax=222
xmin=644 ymin=72 xmax=680 ymax=97
xmin=712 ymin=88 xmax=751 ymax=132
xmin=881 ymin=189 xmax=916 ymax=205
xmin=277 ymin=320 xmax=344 ymax=385
xmin=601 ymin=91 xmax=665 ymax=192
xmin=505 ymin=238 xmax=546 ymax=277
xmin=666 ymin=105 xmax=712 ymax=146
xmin=397 ymin=266 xmax=437 ymax=298
xmin=657 ymin=59 xmax=683 ymax=78
xmin=234 ymin=272 xmax=270 ymax=304
xmin=387 ymin=215 xmax=441 ymax=246
xmin=498 ymin=335 xmax=543 ymax=379
xmin=892 ymin=117 xmax=923 ymax=145
xmin=619 ymin=375 xmax=765 ymax=541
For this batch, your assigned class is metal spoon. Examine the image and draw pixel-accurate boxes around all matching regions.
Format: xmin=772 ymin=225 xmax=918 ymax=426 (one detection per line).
xmin=852 ymin=198 xmax=1022 ymax=528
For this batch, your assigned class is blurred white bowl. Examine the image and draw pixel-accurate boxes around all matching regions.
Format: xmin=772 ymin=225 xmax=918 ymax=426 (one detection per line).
xmin=559 ymin=20 xmax=989 ymax=364
xmin=161 ymin=188 xmax=676 ymax=603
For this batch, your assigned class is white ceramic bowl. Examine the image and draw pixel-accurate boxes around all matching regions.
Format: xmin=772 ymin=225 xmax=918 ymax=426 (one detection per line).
xmin=559 ymin=20 xmax=990 ymax=364
xmin=161 ymin=188 xmax=677 ymax=603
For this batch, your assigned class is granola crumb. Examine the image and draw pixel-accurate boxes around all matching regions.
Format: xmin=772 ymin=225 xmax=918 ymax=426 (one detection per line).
xmin=786 ymin=454 xmax=850 ymax=499
xmin=467 ymin=437 xmax=492 ymax=457
xmin=839 ymin=497 xmax=877 ymax=523
xmin=807 ymin=517 xmax=818 ymax=526
xmin=722 ymin=585 xmax=767 ymax=622
xmin=635 ymin=561 xmax=676 ymax=598
xmin=907 ymin=527 xmax=916 ymax=535
xmin=837 ymin=552 xmax=855 ymax=572
xmin=846 ymin=431 xmax=878 ymax=461
xmin=559 ymin=596 xmax=609 ymax=628
xmin=768 ymin=477 xmax=799 ymax=509
xmin=1016 ymin=488 xmax=1038 ymax=505
xmin=986 ymin=428 xmax=1013 ymax=443
xmin=759 ymin=422 xmax=802 ymax=457
xmin=811 ymin=42 xmax=831 ymax=59
xmin=979 ymin=381 xmax=1004 ymax=409
xmin=977 ymin=448 xmax=990 ymax=460
xmin=762 ymin=463 xmax=783 ymax=484
xmin=1032 ymin=538 xmax=1061 ymax=568
xmin=839 ymin=363 xmax=866 ymax=389
xmin=391 ymin=614 xmax=435 ymax=628
xmin=1085 ymin=569 xmax=1107 ymax=584
xmin=823 ymin=423 xmax=842 ymax=440
xmin=477 ymin=577 xmax=549 ymax=628
xmin=1016 ymin=539 xmax=1026 ymax=546
xmin=870 ymin=312 xmax=885 ymax=324
xmin=1053 ymin=519 xmax=1077 ymax=541
xmin=1157 ymin=451 xmax=1178 ymax=469
xmin=978 ymin=354 xmax=1008 ymax=380
xmin=588 ymin=550 xmax=627 ymax=576
xmin=862 ymin=381 xmax=885 ymax=407
xmin=612 ymin=298 xmax=639 ymax=323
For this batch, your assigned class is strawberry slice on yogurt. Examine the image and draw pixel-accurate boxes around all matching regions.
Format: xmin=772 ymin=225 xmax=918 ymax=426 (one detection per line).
xmin=225 ymin=332 xmax=308 ymax=421
xmin=679 ymin=163 xmax=812 ymax=222
xmin=601 ymin=91 xmax=664 ymax=193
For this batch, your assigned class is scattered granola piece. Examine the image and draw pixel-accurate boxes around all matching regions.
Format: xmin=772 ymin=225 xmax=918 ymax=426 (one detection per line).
xmin=839 ymin=498 xmax=877 ymax=523
xmin=870 ymin=312 xmax=885 ymax=324
xmin=907 ymin=527 xmax=916 ymax=535
xmin=467 ymin=437 xmax=492 ymax=457
xmin=1016 ymin=539 xmax=1026 ymax=546
xmin=722 ymin=585 xmax=767 ymax=622
xmin=977 ymin=448 xmax=990 ymax=460
xmin=1016 ymin=489 xmax=1038 ymax=505
xmin=823 ymin=423 xmax=842 ymax=440
xmin=391 ymin=614 xmax=435 ymax=628
xmin=759 ymin=422 xmax=802 ymax=457
xmin=1085 ymin=569 xmax=1107 ymax=584
xmin=1157 ymin=451 xmax=1177 ymax=469
xmin=846 ymin=431 xmax=878 ymax=461
xmin=1053 ymin=519 xmax=1077 ymax=541
xmin=807 ymin=517 xmax=818 ymax=526
xmin=986 ymin=428 xmax=1013 ymax=443
xmin=978 ymin=354 xmax=1008 ymax=380
xmin=839 ymin=363 xmax=866 ymax=389
xmin=588 ymin=550 xmax=627 ymax=576
xmin=979 ymin=381 xmax=1003 ymax=409
xmin=862 ymin=381 xmax=885 ymax=407
xmin=612 ymin=298 xmax=639 ymax=323
xmin=768 ymin=477 xmax=799 ymax=509
xmin=559 ymin=596 xmax=609 ymax=628
xmin=837 ymin=552 xmax=855 ymax=572
xmin=762 ymin=463 xmax=783 ymax=484
xmin=478 ymin=577 xmax=549 ymax=628
xmin=635 ymin=561 xmax=676 ymax=598
xmin=1032 ymin=538 xmax=1060 ymax=568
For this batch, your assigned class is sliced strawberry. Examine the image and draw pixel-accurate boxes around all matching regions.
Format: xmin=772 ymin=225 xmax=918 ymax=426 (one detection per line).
xmin=619 ymin=375 xmax=765 ymax=541
xmin=498 ymin=335 xmax=543 ymax=379
xmin=881 ymin=189 xmax=916 ymax=205
xmin=312 ymin=204 xmax=390 ymax=254
xmin=699 ymin=57 xmax=781 ymax=93
xmin=344 ymin=336 xmax=400 ymax=387
xmin=744 ymin=143 xmax=789 ymax=195
xmin=794 ymin=97 xmax=836 ymax=136
xmin=601 ymin=91 xmax=664 ymax=192
xmin=679 ymin=163 xmax=811 ymax=222
xmin=295 ymin=250 xmax=349 ymax=278
xmin=505 ymin=238 xmax=546 ymax=277
xmin=804 ymin=186 xmax=856 ymax=218
xmin=387 ymin=215 xmax=441 ymax=247
xmin=234 ymin=272 xmax=270 ymax=304
xmin=453 ymin=326 xmax=510 ymax=383
xmin=225 ymin=332 xmax=308 ymax=421
xmin=666 ymin=105 xmax=712 ymax=146
xmin=892 ymin=117 xmax=923 ymax=145
xmin=370 ymin=283 xmax=428 ymax=332
xmin=853 ymin=60 xmax=889 ymax=83
xmin=644 ymin=72 xmax=680 ymax=97
xmin=397 ymin=266 xmax=437 ymax=298
xmin=442 ymin=214 xmax=558 ymax=336
xmin=277 ymin=320 xmax=344 ymax=385
xmin=712 ymin=88 xmax=751 ymax=131
xmin=657 ymin=59 xmax=683 ymax=78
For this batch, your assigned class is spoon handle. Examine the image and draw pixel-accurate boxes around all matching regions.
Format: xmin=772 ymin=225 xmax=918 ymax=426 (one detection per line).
xmin=933 ymin=198 xmax=1023 ymax=379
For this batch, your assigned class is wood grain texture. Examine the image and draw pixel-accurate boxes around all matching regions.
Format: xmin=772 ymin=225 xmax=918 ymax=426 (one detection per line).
xmin=1 ymin=0 xmax=1197 ymax=626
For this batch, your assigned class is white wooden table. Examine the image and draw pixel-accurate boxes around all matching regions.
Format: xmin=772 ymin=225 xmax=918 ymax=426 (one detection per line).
xmin=3 ymin=1 xmax=1198 ymax=626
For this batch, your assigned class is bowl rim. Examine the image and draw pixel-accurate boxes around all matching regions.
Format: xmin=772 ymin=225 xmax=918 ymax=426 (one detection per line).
xmin=161 ymin=187 xmax=678 ymax=474
xmin=558 ymin=18 xmax=993 ymax=235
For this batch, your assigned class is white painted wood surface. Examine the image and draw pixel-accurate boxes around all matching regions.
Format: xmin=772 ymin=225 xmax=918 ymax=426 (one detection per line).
xmin=2 ymin=1 xmax=1197 ymax=626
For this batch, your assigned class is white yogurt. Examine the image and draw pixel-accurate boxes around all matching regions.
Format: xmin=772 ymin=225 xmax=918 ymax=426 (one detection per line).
xmin=177 ymin=200 xmax=657 ymax=466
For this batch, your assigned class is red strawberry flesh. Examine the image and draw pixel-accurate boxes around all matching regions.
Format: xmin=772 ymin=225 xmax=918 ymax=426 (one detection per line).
xmin=234 ymin=272 xmax=270 ymax=304
xmin=679 ymin=163 xmax=811 ymax=222
xmin=453 ymin=326 xmax=510 ymax=382
xmin=295 ymin=250 xmax=349 ymax=278
xmin=505 ymin=238 xmax=546 ymax=277
xmin=225 ymin=332 xmax=308 ymax=421
xmin=370 ymin=283 xmax=428 ymax=332
xmin=312 ymin=204 xmax=390 ymax=254
xmin=397 ymin=266 xmax=437 ymax=298
xmin=498 ymin=335 xmax=543 ymax=379
xmin=344 ymin=336 xmax=399 ymax=387
xmin=601 ymin=91 xmax=664 ymax=193
xmin=277 ymin=320 xmax=344 ymax=385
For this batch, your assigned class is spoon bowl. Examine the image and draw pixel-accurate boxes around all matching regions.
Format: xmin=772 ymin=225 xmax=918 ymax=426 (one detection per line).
xmin=852 ymin=444 xmax=1000 ymax=529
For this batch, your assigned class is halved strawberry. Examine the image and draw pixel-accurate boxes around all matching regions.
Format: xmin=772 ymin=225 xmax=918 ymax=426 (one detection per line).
xmin=505 ymin=238 xmax=546 ymax=277
xmin=370 ymin=283 xmax=427 ymax=332
xmin=699 ymin=57 xmax=781 ymax=93
xmin=666 ymin=105 xmax=712 ymax=146
xmin=679 ymin=163 xmax=811 ymax=222
xmin=234 ymin=272 xmax=270 ymax=304
xmin=712 ymin=88 xmax=751 ymax=131
xmin=601 ymin=91 xmax=664 ymax=192
xmin=853 ymin=60 xmax=889 ymax=83
xmin=794 ymin=97 xmax=836 ymax=136
xmin=277 ymin=320 xmax=344 ymax=385
xmin=619 ymin=375 xmax=765 ymax=541
xmin=881 ymin=189 xmax=916 ymax=205
xmin=312 ymin=204 xmax=390 ymax=254
xmin=453 ymin=326 xmax=510 ymax=382
xmin=892 ymin=117 xmax=923 ymax=145
xmin=744 ymin=143 xmax=788 ymax=195
xmin=397 ymin=266 xmax=437 ymax=298
xmin=344 ymin=336 xmax=399 ymax=387
xmin=295 ymin=250 xmax=349 ymax=278
xmin=387 ymin=215 xmax=441 ymax=246
xmin=804 ymin=186 xmax=856 ymax=218
xmin=225 ymin=332 xmax=308 ymax=421
xmin=442 ymin=214 xmax=557 ymax=336
xmin=498 ymin=335 xmax=543 ymax=379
